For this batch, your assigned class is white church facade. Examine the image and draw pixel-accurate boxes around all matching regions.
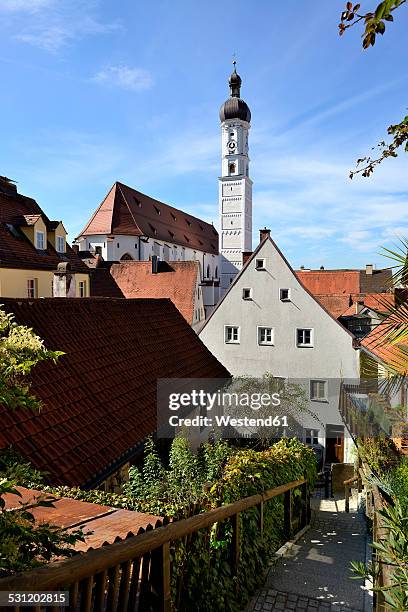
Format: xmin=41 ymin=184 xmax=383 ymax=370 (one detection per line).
xmin=74 ymin=64 xmax=254 ymax=314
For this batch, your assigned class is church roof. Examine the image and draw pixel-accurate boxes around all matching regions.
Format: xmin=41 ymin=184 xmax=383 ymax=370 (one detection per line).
xmin=77 ymin=182 xmax=219 ymax=255
xmin=0 ymin=297 xmax=230 ymax=487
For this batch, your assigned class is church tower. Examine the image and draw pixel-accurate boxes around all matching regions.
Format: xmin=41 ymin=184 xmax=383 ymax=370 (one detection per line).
xmin=219 ymin=62 xmax=252 ymax=293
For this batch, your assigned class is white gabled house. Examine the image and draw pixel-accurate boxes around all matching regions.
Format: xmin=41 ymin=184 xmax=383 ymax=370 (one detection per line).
xmin=199 ymin=229 xmax=360 ymax=463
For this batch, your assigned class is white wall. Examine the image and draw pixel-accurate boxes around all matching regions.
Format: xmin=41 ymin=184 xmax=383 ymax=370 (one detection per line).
xmin=199 ymin=238 xmax=360 ymax=458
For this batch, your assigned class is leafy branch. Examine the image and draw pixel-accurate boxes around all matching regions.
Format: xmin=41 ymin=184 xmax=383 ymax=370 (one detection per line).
xmin=338 ymin=1 xmax=407 ymax=176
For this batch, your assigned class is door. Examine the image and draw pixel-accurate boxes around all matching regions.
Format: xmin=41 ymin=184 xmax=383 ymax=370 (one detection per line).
xmin=325 ymin=424 xmax=344 ymax=463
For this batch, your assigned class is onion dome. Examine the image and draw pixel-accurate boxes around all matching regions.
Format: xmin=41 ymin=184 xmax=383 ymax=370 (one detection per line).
xmin=219 ymin=61 xmax=251 ymax=123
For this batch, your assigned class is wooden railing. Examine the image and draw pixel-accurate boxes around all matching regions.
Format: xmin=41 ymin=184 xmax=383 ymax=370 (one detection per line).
xmin=345 ymin=463 xmax=395 ymax=611
xmin=0 ymin=478 xmax=310 ymax=612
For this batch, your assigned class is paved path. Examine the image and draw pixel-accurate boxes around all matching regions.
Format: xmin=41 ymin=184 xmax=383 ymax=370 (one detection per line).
xmin=247 ymin=493 xmax=370 ymax=612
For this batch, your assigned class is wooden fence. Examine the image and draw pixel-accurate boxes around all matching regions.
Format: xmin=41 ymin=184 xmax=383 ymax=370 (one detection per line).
xmin=0 ymin=478 xmax=309 ymax=612
xmin=344 ymin=464 xmax=395 ymax=612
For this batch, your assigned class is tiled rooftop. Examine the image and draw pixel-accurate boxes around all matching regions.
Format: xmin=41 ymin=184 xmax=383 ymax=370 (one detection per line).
xmin=90 ymin=261 xmax=200 ymax=324
xmin=78 ymin=181 xmax=219 ymax=255
xmin=0 ymin=298 xmax=230 ymax=487
xmin=0 ymin=180 xmax=89 ymax=273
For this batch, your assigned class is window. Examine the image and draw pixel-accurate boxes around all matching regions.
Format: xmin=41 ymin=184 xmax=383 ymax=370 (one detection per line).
xmin=280 ymin=288 xmax=290 ymax=301
xmin=255 ymin=259 xmax=266 ymax=271
xmin=35 ymin=231 xmax=45 ymax=250
xmin=296 ymin=328 xmax=313 ymax=347
xmin=225 ymin=326 xmax=240 ymax=344
xmin=27 ymin=278 xmax=37 ymax=298
xmin=229 ymin=162 xmax=236 ymax=174
xmin=56 ymin=235 xmax=65 ymax=253
xmin=310 ymin=380 xmax=327 ymax=401
xmin=78 ymin=281 xmax=87 ymax=298
xmin=215 ymin=266 xmax=218 ymax=279
xmin=117 ymin=243 xmax=120 ymax=248
xmin=258 ymin=327 xmax=274 ymax=345
xmin=242 ymin=288 xmax=252 ymax=300
xmin=305 ymin=429 xmax=319 ymax=445
xmin=95 ymin=246 xmax=102 ymax=256
xmin=206 ymin=264 xmax=210 ymax=278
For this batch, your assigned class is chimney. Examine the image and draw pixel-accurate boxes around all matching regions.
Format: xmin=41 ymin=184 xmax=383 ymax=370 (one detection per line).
xmin=355 ymin=300 xmax=365 ymax=314
xmin=242 ymin=251 xmax=252 ymax=266
xmin=300 ymin=265 xmax=305 ymax=270
xmin=366 ymin=264 xmax=373 ymax=275
xmin=53 ymin=262 xmax=75 ymax=298
xmin=151 ymin=254 xmax=159 ymax=274
xmin=0 ymin=176 xmax=17 ymax=194
xmin=320 ymin=265 xmax=324 ymax=270
xmin=259 ymin=228 xmax=271 ymax=243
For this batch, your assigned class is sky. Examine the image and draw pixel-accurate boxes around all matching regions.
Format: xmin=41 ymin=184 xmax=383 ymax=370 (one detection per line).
xmin=0 ymin=0 xmax=407 ymax=269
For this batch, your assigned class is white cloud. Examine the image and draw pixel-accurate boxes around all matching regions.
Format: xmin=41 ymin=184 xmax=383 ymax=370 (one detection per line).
xmin=93 ymin=65 xmax=153 ymax=91
xmin=0 ymin=0 xmax=52 ymax=12
xmin=0 ymin=0 xmax=120 ymax=52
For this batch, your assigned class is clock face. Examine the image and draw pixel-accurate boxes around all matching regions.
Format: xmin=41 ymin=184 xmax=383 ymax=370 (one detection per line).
xmin=228 ymin=140 xmax=236 ymax=151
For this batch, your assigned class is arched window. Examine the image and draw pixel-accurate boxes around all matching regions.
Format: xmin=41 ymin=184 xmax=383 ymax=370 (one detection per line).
xmin=229 ymin=162 xmax=236 ymax=174
xmin=120 ymin=253 xmax=134 ymax=261
xmin=215 ymin=266 xmax=218 ymax=279
xmin=206 ymin=264 xmax=210 ymax=278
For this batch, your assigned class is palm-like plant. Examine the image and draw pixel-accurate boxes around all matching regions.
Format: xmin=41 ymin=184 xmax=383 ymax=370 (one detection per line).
xmin=362 ymin=239 xmax=408 ymax=386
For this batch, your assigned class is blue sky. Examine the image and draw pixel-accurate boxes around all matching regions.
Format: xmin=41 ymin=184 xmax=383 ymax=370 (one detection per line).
xmin=0 ymin=0 xmax=406 ymax=269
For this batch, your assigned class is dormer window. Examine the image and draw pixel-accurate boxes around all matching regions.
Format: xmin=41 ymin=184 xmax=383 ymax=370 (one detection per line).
xmin=36 ymin=231 xmax=45 ymax=250
xmin=154 ymin=205 xmax=161 ymax=215
xmin=56 ymin=235 xmax=65 ymax=253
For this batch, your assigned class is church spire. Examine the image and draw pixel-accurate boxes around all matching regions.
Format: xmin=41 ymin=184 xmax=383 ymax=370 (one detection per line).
xmin=229 ymin=60 xmax=242 ymax=98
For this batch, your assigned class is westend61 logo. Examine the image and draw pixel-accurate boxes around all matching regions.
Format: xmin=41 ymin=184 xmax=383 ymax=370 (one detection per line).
xmin=166 ymin=389 xmax=288 ymax=429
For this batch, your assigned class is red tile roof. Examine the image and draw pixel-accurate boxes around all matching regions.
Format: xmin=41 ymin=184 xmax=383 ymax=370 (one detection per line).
xmin=312 ymin=294 xmax=352 ymax=319
xmin=295 ymin=269 xmax=392 ymax=296
xmin=295 ymin=270 xmax=361 ymax=295
xmin=78 ymin=182 xmax=219 ymax=255
xmin=4 ymin=486 xmax=161 ymax=552
xmin=0 ymin=298 xmax=230 ymax=487
xmin=91 ymin=261 xmax=200 ymax=324
xmin=0 ymin=184 xmax=89 ymax=273
xmin=361 ymin=317 xmax=408 ymax=375
xmin=341 ymin=293 xmax=396 ymax=317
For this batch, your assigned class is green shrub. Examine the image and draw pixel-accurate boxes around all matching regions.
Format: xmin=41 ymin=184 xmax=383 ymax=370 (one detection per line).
xmin=389 ymin=457 xmax=408 ymax=516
